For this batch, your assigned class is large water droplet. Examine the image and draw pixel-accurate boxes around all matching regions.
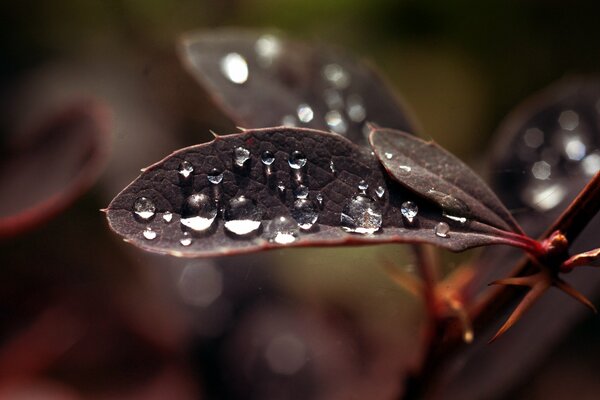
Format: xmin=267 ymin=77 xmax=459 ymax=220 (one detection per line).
xmin=143 ymin=227 xmax=157 ymax=240
xmin=180 ymin=194 xmax=218 ymax=232
xmin=401 ymin=201 xmax=418 ymax=224
xmin=255 ymin=34 xmax=281 ymax=67
xmin=297 ymin=104 xmax=314 ymax=123
xmin=220 ymin=52 xmax=249 ymax=84
xmin=288 ymin=150 xmax=307 ymax=169
xmin=341 ymin=195 xmax=382 ymax=234
xmin=224 ymin=196 xmax=263 ymax=236
xmin=233 ymin=146 xmax=250 ymax=167
xmin=322 ymin=63 xmax=350 ymax=89
xmin=325 ymin=110 xmax=347 ymax=134
xmin=207 ymin=168 xmax=223 ymax=184
xmin=178 ymin=161 xmax=194 ymax=179
xmin=162 ymin=211 xmax=173 ymax=223
xmin=292 ymin=199 xmax=319 ymax=230
xmin=180 ymin=232 xmax=192 ymax=247
xmin=134 ymin=197 xmax=156 ymax=220
xmin=346 ymin=94 xmax=366 ymax=122
xmin=434 ymin=222 xmax=450 ymax=238
xmin=264 ymin=216 xmax=299 ymax=244
xmin=294 ymin=185 xmax=309 ymax=199
xmin=261 ymin=150 xmax=275 ymax=165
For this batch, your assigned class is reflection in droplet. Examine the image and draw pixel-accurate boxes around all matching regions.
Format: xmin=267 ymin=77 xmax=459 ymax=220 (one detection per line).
xmin=134 ymin=197 xmax=156 ymax=220
xmin=434 ymin=222 xmax=450 ymax=238
xmin=264 ymin=216 xmax=299 ymax=244
xmin=325 ymin=110 xmax=347 ymax=134
xmin=297 ymin=104 xmax=314 ymax=123
xmin=224 ymin=196 xmax=263 ymax=236
xmin=358 ymin=180 xmax=368 ymax=192
xmin=178 ymin=262 xmax=222 ymax=307
xmin=581 ymin=152 xmax=600 ymax=176
xmin=401 ymin=201 xmax=418 ymax=224
xmin=341 ymin=194 xmax=382 ymax=234
xmin=522 ymin=182 xmax=567 ymax=211
xmin=346 ymin=94 xmax=366 ymax=122
xmin=281 ymin=115 xmax=297 ymax=127
xmin=178 ymin=161 xmax=194 ymax=179
xmin=162 ymin=211 xmax=173 ymax=223
xmin=523 ymin=128 xmax=544 ymax=148
xmin=180 ymin=232 xmax=192 ymax=246
xmin=322 ymin=63 xmax=350 ymax=89
xmin=292 ymin=199 xmax=319 ymax=230
xmin=220 ymin=52 xmax=248 ymax=84
xmin=375 ymin=186 xmax=385 ymax=199
xmin=531 ymin=160 xmax=551 ymax=180
xmin=288 ymin=150 xmax=307 ymax=169
xmin=329 ymin=160 xmax=336 ymax=174
xmin=294 ymin=185 xmax=309 ymax=199
xmin=180 ymin=194 xmax=218 ymax=232
xmin=265 ymin=334 xmax=307 ymax=375
xmin=558 ymin=110 xmax=579 ymax=131
xmin=233 ymin=146 xmax=250 ymax=167
xmin=255 ymin=34 xmax=281 ymax=67
xmin=563 ymin=136 xmax=587 ymax=161
xmin=143 ymin=227 xmax=157 ymax=240
xmin=316 ymin=193 xmax=324 ymax=207
xmin=207 ymin=168 xmax=224 ymax=184
xmin=261 ymin=150 xmax=275 ymax=165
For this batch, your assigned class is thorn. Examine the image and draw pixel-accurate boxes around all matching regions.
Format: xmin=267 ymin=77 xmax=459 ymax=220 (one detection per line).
xmin=554 ymin=278 xmax=597 ymax=313
xmin=236 ymin=126 xmax=247 ymax=132
xmin=99 ymin=208 xmax=108 ymax=213
xmin=489 ymin=281 xmax=549 ymax=343
xmin=562 ymin=247 xmax=600 ymax=271
xmin=209 ymin=130 xmax=219 ymax=138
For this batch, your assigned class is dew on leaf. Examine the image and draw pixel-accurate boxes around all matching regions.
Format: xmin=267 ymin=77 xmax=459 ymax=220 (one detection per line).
xmin=294 ymin=185 xmax=309 ymax=199
xmin=264 ymin=216 xmax=299 ymax=244
xmin=292 ymin=199 xmax=319 ymax=230
xmin=180 ymin=193 xmax=218 ymax=232
xmin=434 ymin=222 xmax=450 ymax=238
xmin=223 ymin=195 xmax=263 ymax=236
xmin=358 ymin=180 xmax=368 ymax=192
xmin=233 ymin=146 xmax=251 ymax=167
xmin=375 ymin=186 xmax=385 ymax=199
xmin=162 ymin=211 xmax=173 ymax=223
xmin=316 ymin=193 xmax=324 ymax=207
xmin=207 ymin=168 xmax=224 ymax=184
xmin=400 ymin=201 xmax=418 ymax=224
xmin=340 ymin=194 xmax=382 ymax=234
xmin=178 ymin=160 xmax=194 ymax=179
xmin=288 ymin=150 xmax=307 ymax=170
xmin=143 ymin=227 xmax=157 ymax=240
xmin=261 ymin=150 xmax=275 ymax=165
xmin=180 ymin=232 xmax=192 ymax=247
xmin=133 ymin=197 xmax=156 ymax=220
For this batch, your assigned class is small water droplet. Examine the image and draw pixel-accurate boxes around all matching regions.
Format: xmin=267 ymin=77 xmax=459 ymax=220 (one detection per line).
xmin=294 ymin=184 xmax=309 ymax=199
xmin=281 ymin=115 xmax=297 ymax=127
xmin=316 ymin=193 xmax=324 ymax=208
xmin=341 ymin=194 xmax=382 ymax=234
xmin=288 ymin=150 xmax=307 ymax=169
xmin=162 ymin=211 xmax=173 ymax=223
xmin=558 ymin=110 xmax=579 ymax=131
xmin=375 ymin=186 xmax=385 ymax=199
xmin=255 ymin=34 xmax=280 ymax=67
xmin=329 ymin=160 xmax=336 ymax=174
xmin=443 ymin=212 xmax=467 ymax=224
xmin=531 ymin=160 xmax=551 ymax=180
xmin=358 ymin=180 xmax=368 ymax=192
xmin=207 ymin=168 xmax=223 ymax=184
xmin=277 ymin=181 xmax=286 ymax=197
xmin=325 ymin=110 xmax=347 ymax=134
xmin=426 ymin=189 xmax=470 ymax=216
xmin=400 ymin=201 xmax=418 ymax=224
xmin=264 ymin=216 xmax=299 ymax=244
xmin=178 ymin=161 xmax=194 ymax=179
xmin=180 ymin=194 xmax=218 ymax=232
xmin=180 ymin=232 xmax=192 ymax=246
xmin=233 ymin=146 xmax=250 ymax=167
xmin=261 ymin=150 xmax=275 ymax=165
xmin=143 ymin=227 xmax=157 ymax=240
xmin=322 ymin=63 xmax=350 ymax=89
xmin=346 ymin=94 xmax=366 ymax=122
xmin=385 ymin=152 xmax=393 ymax=160
xmin=220 ymin=52 xmax=248 ymax=84
xmin=134 ymin=197 xmax=156 ymax=220
xmin=224 ymin=196 xmax=263 ymax=236
xmin=292 ymin=199 xmax=319 ymax=230
xmin=434 ymin=222 xmax=450 ymax=238
xmin=399 ymin=165 xmax=412 ymax=174
xmin=297 ymin=104 xmax=314 ymax=123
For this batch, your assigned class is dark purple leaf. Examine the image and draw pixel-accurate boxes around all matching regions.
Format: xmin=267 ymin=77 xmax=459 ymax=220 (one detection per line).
xmin=369 ymin=127 xmax=524 ymax=234
xmin=106 ymin=127 xmax=533 ymax=258
xmin=0 ymin=101 xmax=111 ymax=238
xmin=177 ymin=29 xmax=416 ymax=146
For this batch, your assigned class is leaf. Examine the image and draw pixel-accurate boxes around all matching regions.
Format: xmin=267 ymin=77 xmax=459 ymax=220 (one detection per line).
xmin=106 ymin=127 xmax=533 ymax=258
xmin=369 ymin=127 xmax=524 ymax=234
xmin=0 ymin=100 xmax=111 ymax=238
xmin=178 ymin=29 xmax=417 ymax=146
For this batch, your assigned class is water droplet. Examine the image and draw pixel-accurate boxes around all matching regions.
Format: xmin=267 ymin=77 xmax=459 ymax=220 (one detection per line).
xmin=264 ymin=216 xmax=299 ymax=244
xmin=399 ymin=165 xmax=412 ymax=174
xmin=385 ymin=152 xmax=393 ymax=160
xmin=581 ymin=152 xmax=600 ymax=176
xmin=281 ymin=115 xmax=297 ymax=127
xmin=443 ymin=212 xmax=467 ymax=224
xmin=180 ymin=232 xmax=192 ymax=247
xmin=294 ymin=184 xmax=309 ymax=199
xmin=558 ymin=110 xmax=579 ymax=131
xmin=523 ymin=128 xmax=544 ymax=148
xmin=134 ymin=197 xmax=156 ymax=220
xmin=325 ymin=110 xmax=347 ymax=134
xmin=178 ymin=161 xmax=194 ymax=179
xmin=292 ymin=199 xmax=319 ymax=230
xmin=323 ymin=88 xmax=344 ymax=110
xmin=341 ymin=194 xmax=382 ymax=234
xmin=261 ymin=150 xmax=275 ymax=165
xmin=220 ymin=52 xmax=248 ymax=84
xmin=375 ymin=186 xmax=385 ymax=199
xmin=255 ymin=34 xmax=281 ymax=67
xmin=434 ymin=222 xmax=450 ymax=238
xmin=322 ymin=63 xmax=350 ymax=89
xmin=531 ymin=160 xmax=551 ymax=180
xmin=329 ymin=160 xmax=336 ymax=174
xmin=426 ymin=189 xmax=470 ymax=216
xmin=277 ymin=181 xmax=286 ymax=196
xmin=224 ymin=196 xmax=263 ymax=236
xmin=297 ymin=104 xmax=314 ymax=123
xmin=358 ymin=180 xmax=368 ymax=192
xmin=180 ymin=194 xmax=218 ymax=232
xmin=207 ymin=168 xmax=223 ymax=184
xmin=233 ymin=146 xmax=250 ymax=167
xmin=143 ymin=227 xmax=157 ymax=240
xmin=401 ymin=201 xmax=418 ymax=223
xmin=162 ymin=211 xmax=173 ymax=223
xmin=346 ymin=94 xmax=366 ymax=122
xmin=316 ymin=193 xmax=324 ymax=207
xmin=288 ymin=150 xmax=307 ymax=169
